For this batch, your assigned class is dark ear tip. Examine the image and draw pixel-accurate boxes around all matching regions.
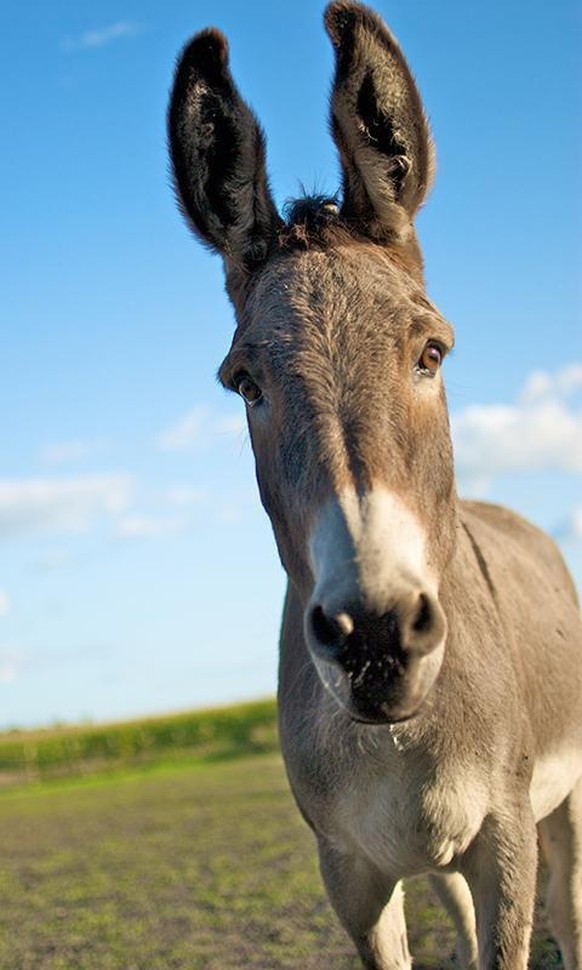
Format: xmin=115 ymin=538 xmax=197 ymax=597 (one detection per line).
xmin=324 ymin=1 xmax=388 ymax=46
xmin=176 ymin=27 xmax=230 ymax=83
xmin=324 ymin=2 xmax=358 ymax=45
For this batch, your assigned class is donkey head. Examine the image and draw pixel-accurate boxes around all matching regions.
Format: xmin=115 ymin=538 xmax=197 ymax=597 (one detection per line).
xmin=169 ymin=2 xmax=458 ymax=724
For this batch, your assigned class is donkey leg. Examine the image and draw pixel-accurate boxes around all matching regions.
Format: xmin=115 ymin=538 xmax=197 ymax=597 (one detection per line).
xmin=538 ymin=776 xmax=582 ymax=970
xmin=429 ymin=872 xmax=478 ymax=969
xmin=317 ymin=839 xmax=411 ymax=970
xmin=461 ymin=806 xmax=537 ymax=970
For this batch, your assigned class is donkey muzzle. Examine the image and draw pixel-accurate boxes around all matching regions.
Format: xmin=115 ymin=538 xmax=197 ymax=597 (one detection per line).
xmin=305 ymin=590 xmax=446 ymax=723
xmin=306 ymin=488 xmax=447 ymax=722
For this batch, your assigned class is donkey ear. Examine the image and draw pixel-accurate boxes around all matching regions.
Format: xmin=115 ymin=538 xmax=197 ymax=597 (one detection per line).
xmin=168 ymin=29 xmax=282 ymax=276
xmin=325 ymin=2 xmax=435 ymax=242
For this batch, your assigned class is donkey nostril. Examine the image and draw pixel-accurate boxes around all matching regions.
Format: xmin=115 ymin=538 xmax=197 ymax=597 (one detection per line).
xmin=405 ymin=591 xmax=447 ymax=655
xmin=311 ymin=606 xmax=340 ymax=648
xmin=412 ymin=593 xmax=432 ymax=633
xmin=311 ymin=605 xmax=351 ymax=651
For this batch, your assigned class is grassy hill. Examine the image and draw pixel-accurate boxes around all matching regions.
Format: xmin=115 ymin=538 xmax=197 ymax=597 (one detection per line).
xmin=0 ymin=698 xmax=278 ymax=788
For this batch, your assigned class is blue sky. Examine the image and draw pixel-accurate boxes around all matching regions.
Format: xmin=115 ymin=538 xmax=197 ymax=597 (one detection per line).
xmin=1 ymin=0 xmax=580 ymax=728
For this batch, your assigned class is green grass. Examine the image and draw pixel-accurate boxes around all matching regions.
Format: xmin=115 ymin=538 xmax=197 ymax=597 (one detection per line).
xmin=0 ymin=753 xmax=563 ymax=969
xmin=0 ymin=699 xmax=278 ymax=787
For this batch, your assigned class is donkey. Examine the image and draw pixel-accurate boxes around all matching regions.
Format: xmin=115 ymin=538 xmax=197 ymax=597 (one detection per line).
xmin=168 ymin=4 xmax=582 ymax=967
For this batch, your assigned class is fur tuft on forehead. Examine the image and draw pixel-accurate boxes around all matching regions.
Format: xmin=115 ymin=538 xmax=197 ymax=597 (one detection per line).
xmin=279 ymin=195 xmax=355 ymax=252
xmin=277 ymin=194 xmax=424 ymax=281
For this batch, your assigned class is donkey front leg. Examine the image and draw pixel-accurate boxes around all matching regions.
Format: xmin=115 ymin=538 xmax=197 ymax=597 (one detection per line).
xmin=462 ymin=806 xmax=537 ymax=970
xmin=317 ymin=838 xmax=411 ymax=970
xmin=429 ymin=872 xmax=478 ymax=969
xmin=539 ymin=776 xmax=582 ymax=970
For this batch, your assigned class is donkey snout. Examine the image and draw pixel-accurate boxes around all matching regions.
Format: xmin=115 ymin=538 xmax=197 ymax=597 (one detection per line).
xmin=308 ymin=590 xmax=445 ymax=662
xmin=305 ymin=591 xmax=446 ymax=723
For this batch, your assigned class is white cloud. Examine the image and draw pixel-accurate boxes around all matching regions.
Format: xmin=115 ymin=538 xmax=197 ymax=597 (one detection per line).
xmin=115 ymin=515 xmax=189 ymax=540
xmin=167 ymin=487 xmax=206 ymax=507
xmin=156 ymin=407 xmax=208 ymax=452
xmin=0 ymin=647 xmax=27 ymax=685
xmin=156 ymin=406 xmax=246 ymax=453
xmin=0 ymin=592 xmax=10 ymax=617
xmin=41 ymin=438 xmax=107 ymax=465
xmin=520 ymin=363 xmax=582 ymax=404
xmin=62 ymin=22 xmax=142 ymax=52
xmin=452 ymin=363 xmax=582 ymax=494
xmin=0 ymin=475 xmax=132 ymax=537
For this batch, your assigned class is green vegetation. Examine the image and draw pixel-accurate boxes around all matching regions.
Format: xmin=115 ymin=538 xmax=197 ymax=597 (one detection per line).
xmin=0 ymin=699 xmax=278 ymax=787
xmin=0 ymin=707 xmax=562 ymax=968
xmin=0 ymin=756 xmax=358 ymax=969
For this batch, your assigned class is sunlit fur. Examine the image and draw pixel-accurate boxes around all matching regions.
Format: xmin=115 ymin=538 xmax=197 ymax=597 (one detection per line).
xmin=168 ymin=3 xmax=582 ymax=967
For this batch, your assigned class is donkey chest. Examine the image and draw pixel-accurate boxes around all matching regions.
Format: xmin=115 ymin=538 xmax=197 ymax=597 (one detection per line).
xmin=325 ymin=758 xmax=488 ymax=875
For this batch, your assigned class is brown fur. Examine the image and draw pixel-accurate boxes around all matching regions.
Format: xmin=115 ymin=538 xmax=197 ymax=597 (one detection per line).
xmin=168 ymin=4 xmax=582 ymax=968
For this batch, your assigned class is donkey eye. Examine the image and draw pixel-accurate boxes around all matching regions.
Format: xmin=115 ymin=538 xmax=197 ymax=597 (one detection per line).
xmin=236 ymin=374 xmax=263 ymax=407
xmin=418 ymin=343 xmax=443 ymax=377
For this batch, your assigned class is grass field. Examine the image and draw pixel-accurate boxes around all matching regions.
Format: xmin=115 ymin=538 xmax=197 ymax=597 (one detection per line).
xmin=0 ymin=751 xmax=563 ymax=969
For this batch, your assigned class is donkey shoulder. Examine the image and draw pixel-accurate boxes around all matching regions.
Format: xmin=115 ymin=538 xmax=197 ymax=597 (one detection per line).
xmin=459 ymin=499 xmax=579 ymax=610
